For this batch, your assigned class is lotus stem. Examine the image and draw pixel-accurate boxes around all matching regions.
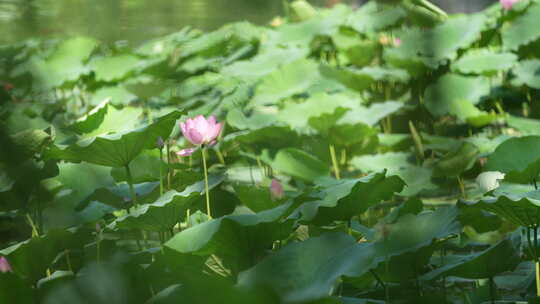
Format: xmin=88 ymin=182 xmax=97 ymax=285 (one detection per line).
xmin=125 ymin=164 xmax=137 ymax=205
xmin=409 ymin=121 xmax=424 ymax=163
xmin=329 ymin=144 xmax=340 ymax=180
xmin=457 ymin=176 xmax=465 ymax=198
xmin=166 ymin=142 xmax=171 ymax=190
xmin=215 ymin=148 xmax=225 ymax=165
xmin=65 ymin=249 xmax=73 ymax=272
xmin=536 ymin=261 xmax=540 ymax=297
xmin=202 ymin=148 xmax=212 ymax=219
xmin=26 ymin=213 xmax=39 ymax=237
xmin=159 ymin=148 xmax=164 ymax=196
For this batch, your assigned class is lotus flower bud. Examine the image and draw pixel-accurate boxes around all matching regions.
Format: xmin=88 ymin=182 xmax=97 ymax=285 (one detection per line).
xmin=270 ymin=179 xmax=284 ymax=201
xmin=0 ymin=257 xmax=12 ymax=273
xmin=156 ymin=136 xmax=165 ymax=149
xmin=500 ymin=0 xmax=519 ymax=10
xmin=476 ymin=171 xmax=505 ymax=192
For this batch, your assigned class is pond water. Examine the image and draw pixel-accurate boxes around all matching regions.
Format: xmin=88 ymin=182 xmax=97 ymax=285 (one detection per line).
xmin=0 ymin=0 xmax=495 ymax=46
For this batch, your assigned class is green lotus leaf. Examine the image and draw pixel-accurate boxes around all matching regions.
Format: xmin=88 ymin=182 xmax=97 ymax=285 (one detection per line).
xmin=503 ymin=3 xmax=540 ymax=51
xmin=512 ymin=59 xmax=540 ymax=89
xmin=298 ymin=171 xmax=405 ymax=224
xmin=44 ymin=111 xmax=181 ymax=168
xmin=113 ymin=176 xmax=223 ymax=231
xmin=421 ymin=238 xmax=520 ymax=280
xmin=91 ymin=54 xmax=142 ymax=82
xmin=507 ymin=115 xmax=540 ymax=135
xmin=486 ymin=136 xmax=540 ymax=183
xmin=348 ymin=2 xmax=406 ymax=33
xmin=452 ymin=50 xmax=517 ymax=75
xmin=424 ymin=74 xmax=491 ymax=123
xmin=462 ymin=190 xmax=540 ymax=228
xmin=239 ymin=207 xmax=459 ymax=303
xmin=350 ymin=152 xmax=436 ymax=196
xmin=0 ymin=229 xmax=91 ymax=283
xmin=271 ymin=148 xmax=330 ymax=182
xmin=164 ymin=202 xmax=295 ymax=273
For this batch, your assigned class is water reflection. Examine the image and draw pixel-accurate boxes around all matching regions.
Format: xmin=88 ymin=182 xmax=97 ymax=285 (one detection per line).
xmin=0 ymin=0 xmax=495 ymax=45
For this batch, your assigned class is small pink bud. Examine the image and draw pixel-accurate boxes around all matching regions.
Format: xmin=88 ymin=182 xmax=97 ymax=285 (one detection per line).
xmin=393 ymin=38 xmax=401 ymax=47
xmin=0 ymin=257 xmax=12 ymax=273
xmin=270 ymin=179 xmax=284 ymax=201
xmin=156 ymin=136 xmax=165 ymax=149
xmin=500 ymin=0 xmax=519 ymax=10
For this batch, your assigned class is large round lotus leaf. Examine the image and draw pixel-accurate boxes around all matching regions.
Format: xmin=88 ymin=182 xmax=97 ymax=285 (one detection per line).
xmin=91 ymin=54 xmax=141 ymax=82
xmin=421 ymin=238 xmax=520 ymax=280
xmin=463 ymin=190 xmax=540 ymax=228
xmin=271 ymin=148 xmax=330 ymax=182
xmin=233 ymin=184 xmax=283 ymax=212
xmin=113 ymin=176 xmax=223 ymax=231
xmin=266 ymin=5 xmax=349 ymax=46
xmin=44 ymin=111 xmax=181 ymax=168
xmin=22 ymin=37 xmax=97 ymax=89
xmin=222 ymin=126 xmax=299 ymax=152
xmin=70 ymin=101 xmax=143 ymax=137
xmin=249 ymin=59 xmax=321 ymax=108
xmin=503 ymin=3 xmax=540 ymax=51
xmin=433 ymin=142 xmax=479 ymax=177
xmin=298 ymin=172 xmax=405 ymax=224
xmin=0 ymin=229 xmax=91 ymax=283
xmin=507 ymin=115 xmax=540 ymax=135
xmin=90 ymin=86 xmax=137 ymax=106
xmin=486 ymin=136 xmax=540 ymax=183
xmin=350 ymin=152 xmax=436 ymax=196
xmin=452 ymin=50 xmax=517 ymax=75
xmin=424 ymin=74 xmax=491 ymax=123
xmin=222 ymin=45 xmax=309 ymax=80
xmin=348 ymin=2 xmax=406 ymax=33
xmin=164 ymin=202 xmax=294 ymax=273
xmin=320 ymin=65 xmax=408 ymax=92
xmin=278 ymin=93 xmax=356 ymax=132
xmin=512 ymin=59 xmax=540 ymax=89
xmin=387 ymin=15 xmax=485 ymax=67
xmin=239 ymin=208 xmax=459 ymax=303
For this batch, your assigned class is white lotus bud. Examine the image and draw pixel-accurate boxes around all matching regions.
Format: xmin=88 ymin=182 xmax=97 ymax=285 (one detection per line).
xmin=476 ymin=171 xmax=505 ymax=192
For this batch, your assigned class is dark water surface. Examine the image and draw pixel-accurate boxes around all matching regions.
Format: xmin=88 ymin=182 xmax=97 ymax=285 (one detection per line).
xmin=0 ymin=0 xmax=495 ymax=45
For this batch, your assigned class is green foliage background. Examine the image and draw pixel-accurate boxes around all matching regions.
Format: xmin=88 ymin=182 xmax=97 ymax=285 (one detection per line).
xmin=2 ymin=0 xmax=540 ymax=303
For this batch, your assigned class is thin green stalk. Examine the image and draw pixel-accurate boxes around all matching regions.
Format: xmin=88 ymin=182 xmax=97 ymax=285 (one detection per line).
xmin=125 ymin=164 xmax=137 ymax=205
xmin=536 ymin=261 xmax=540 ymax=297
xmin=26 ymin=214 xmax=39 ymax=237
xmin=65 ymin=249 xmax=73 ymax=272
xmin=329 ymin=144 xmax=340 ymax=180
xmin=166 ymin=142 xmax=171 ymax=190
xmin=159 ymin=148 xmax=164 ymax=196
xmin=457 ymin=176 xmax=466 ymax=198
xmin=215 ymin=149 xmax=225 ymax=165
xmin=202 ymin=148 xmax=212 ymax=219
xmin=96 ymin=225 xmax=102 ymax=263
xmin=488 ymin=276 xmax=495 ymax=304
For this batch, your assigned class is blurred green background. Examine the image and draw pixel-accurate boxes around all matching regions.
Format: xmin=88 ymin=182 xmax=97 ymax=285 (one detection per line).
xmin=1 ymin=0 xmax=496 ymax=45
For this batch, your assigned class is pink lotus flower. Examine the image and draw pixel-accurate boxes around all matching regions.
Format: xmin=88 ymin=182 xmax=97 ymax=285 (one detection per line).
xmin=176 ymin=115 xmax=222 ymax=157
xmin=393 ymin=38 xmax=402 ymax=47
xmin=500 ymin=0 xmax=519 ymax=10
xmin=0 ymin=257 xmax=12 ymax=273
xmin=270 ymin=178 xmax=284 ymax=200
